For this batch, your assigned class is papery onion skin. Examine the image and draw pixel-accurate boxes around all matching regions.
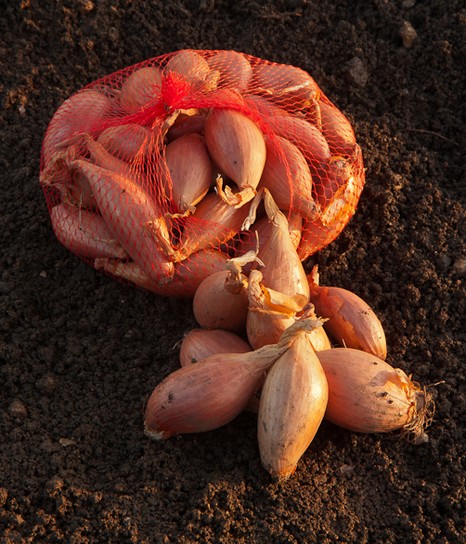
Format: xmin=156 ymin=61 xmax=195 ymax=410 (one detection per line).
xmin=317 ymin=348 xmax=433 ymax=440
xmin=193 ymin=270 xmax=249 ymax=331
xmin=179 ymin=329 xmax=251 ymax=367
xmin=246 ymin=270 xmax=298 ymax=350
xmin=308 ymin=266 xmax=387 ymax=360
xmin=258 ymin=330 xmax=329 ymax=480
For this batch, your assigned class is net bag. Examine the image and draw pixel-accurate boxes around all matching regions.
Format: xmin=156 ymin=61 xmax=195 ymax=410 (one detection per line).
xmin=40 ymin=49 xmax=365 ymax=297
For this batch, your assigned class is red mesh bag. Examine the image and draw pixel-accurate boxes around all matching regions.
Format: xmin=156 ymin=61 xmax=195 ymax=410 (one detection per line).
xmin=40 ymin=49 xmax=365 ymax=297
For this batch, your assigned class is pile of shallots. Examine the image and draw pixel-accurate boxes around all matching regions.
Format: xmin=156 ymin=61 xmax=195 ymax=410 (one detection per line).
xmin=38 ymin=50 xmax=433 ymax=480
xmin=144 ymin=189 xmax=433 ymax=480
xmin=40 ymin=49 xmax=365 ymax=298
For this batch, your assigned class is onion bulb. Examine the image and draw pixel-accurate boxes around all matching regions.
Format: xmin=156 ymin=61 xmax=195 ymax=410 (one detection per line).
xmin=70 ymin=159 xmax=175 ymax=282
xmin=308 ymin=265 xmax=387 ymax=359
xmin=317 ymin=348 xmax=433 ymax=441
xmin=163 ymin=133 xmax=212 ymax=214
xmin=258 ymin=321 xmax=329 ymax=480
xmin=207 ymin=50 xmax=253 ymax=91
xmin=179 ymin=329 xmax=251 ymax=367
xmin=266 ymin=115 xmax=331 ymax=167
xmin=166 ymin=110 xmax=207 ymax=142
xmin=51 ymin=203 xmax=127 ymax=259
xmin=42 ymin=89 xmax=112 ymax=167
xmin=193 ymin=269 xmax=249 ymax=331
xmin=252 ymin=189 xmax=310 ymax=302
xmin=175 ymin=192 xmax=249 ymax=261
xmin=165 ymin=50 xmax=217 ymax=90
xmin=259 ymin=135 xmax=319 ymax=220
xmin=318 ymin=101 xmax=357 ymax=156
xmin=96 ymin=124 xmax=151 ymax=162
xmin=252 ymin=63 xmax=319 ymax=108
xmin=204 ymin=109 xmax=266 ymax=207
xmin=144 ymin=342 xmax=288 ymax=439
xmin=120 ymin=66 xmax=162 ymax=113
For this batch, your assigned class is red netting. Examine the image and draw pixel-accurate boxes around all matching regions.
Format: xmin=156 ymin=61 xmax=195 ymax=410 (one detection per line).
xmin=40 ymin=49 xmax=365 ymax=297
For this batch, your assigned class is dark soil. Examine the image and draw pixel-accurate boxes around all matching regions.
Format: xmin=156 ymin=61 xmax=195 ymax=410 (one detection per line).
xmin=1 ymin=1 xmax=465 ymax=542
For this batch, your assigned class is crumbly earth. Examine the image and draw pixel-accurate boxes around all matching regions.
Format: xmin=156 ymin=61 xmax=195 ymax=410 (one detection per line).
xmin=1 ymin=1 xmax=465 ymax=543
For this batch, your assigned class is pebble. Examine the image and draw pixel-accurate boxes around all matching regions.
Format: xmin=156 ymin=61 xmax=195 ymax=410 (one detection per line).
xmin=59 ymin=437 xmax=77 ymax=448
xmin=339 ymin=464 xmax=355 ymax=476
xmin=8 ymin=399 xmax=28 ymax=420
xmin=452 ymin=258 xmax=466 ymax=277
xmin=346 ymin=57 xmax=369 ymax=87
xmin=400 ymin=20 xmax=417 ymax=48
xmin=402 ymin=0 xmax=416 ymax=8
xmin=436 ymin=254 xmax=452 ymax=271
xmin=36 ymin=374 xmax=57 ymax=396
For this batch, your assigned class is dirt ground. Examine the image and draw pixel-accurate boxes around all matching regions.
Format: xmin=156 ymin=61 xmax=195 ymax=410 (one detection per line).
xmin=1 ymin=1 xmax=465 ymax=542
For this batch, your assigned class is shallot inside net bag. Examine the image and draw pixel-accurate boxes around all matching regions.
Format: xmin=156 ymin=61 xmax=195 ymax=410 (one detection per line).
xmin=40 ymin=49 xmax=365 ymax=297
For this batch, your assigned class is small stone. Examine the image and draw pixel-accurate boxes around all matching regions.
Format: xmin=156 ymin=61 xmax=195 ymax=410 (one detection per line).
xmin=9 ymin=399 xmax=27 ymax=419
xmin=346 ymin=57 xmax=369 ymax=88
xmin=198 ymin=0 xmax=214 ymax=11
xmin=79 ymin=0 xmax=94 ymax=12
xmin=436 ymin=254 xmax=452 ymax=271
xmin=402 ymin=0 xmax=416 ymax=8
xmin=339 ymin=464 xmax=355 ymax=476
xmin=40 ymin=270 xmax=47 ymax=278
xmin=400 ymin=20 xmax=417 ymax=48
xmin=59 ymin=437 xmax=76 ymax=448
xmin=18 ymin=104 xmax=26 ymax=115
xmin=37 ymin=374 xmax=57 ymax=395
xmin=452 ymin=258 xmax=466 ymax=277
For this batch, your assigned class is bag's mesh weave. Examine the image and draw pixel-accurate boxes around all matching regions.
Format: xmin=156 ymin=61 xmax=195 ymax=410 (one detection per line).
xmin=40 ymin=50 xmax=365 ymax=297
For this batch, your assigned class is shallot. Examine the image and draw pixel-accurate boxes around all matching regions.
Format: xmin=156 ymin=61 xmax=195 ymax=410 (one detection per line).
xmin=42 ymin=89 xmax=111 ymax=166
xmin=144 ymin=342 xmax=288 ymax=439
xmin=308 ymin=265 xmax=387 ymax=359
xmin=179 ymin=329 xmax=251 ymax=367
xmin=70 ymin=160 xmax=175 ymax=283
xmin=120 ymin=66 xmax=162 ymax=113
xmin=51 ymin=203 xmax=127 ymax=259
xmin=205 ymin=108 xmax=266 ymax=207
xmin=207 ymin=50 xmax=253 ymax=91
xmin=163 ymin=133 xmax=212 ymax=214
xmin=317 ymin=348 xmax=433 ymax=441
xmin=258 ymin=319 xmax=329 ymax=480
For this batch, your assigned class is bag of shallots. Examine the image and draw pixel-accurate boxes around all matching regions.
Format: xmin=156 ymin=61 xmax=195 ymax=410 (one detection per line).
xmin=39 ymin=49 xmax=365 ymax=297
